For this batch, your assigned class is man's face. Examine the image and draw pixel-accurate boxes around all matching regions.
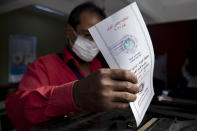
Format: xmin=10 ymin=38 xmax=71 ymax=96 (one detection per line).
xmin=75 ymin=11 xmax=103 ymax=41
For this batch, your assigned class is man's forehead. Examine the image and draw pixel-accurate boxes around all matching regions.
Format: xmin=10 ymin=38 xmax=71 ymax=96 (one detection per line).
xmin=76 ymin=11 xmax=103 ymax=31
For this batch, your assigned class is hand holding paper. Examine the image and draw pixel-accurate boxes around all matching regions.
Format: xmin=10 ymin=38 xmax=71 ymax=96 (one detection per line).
xmin=73 ymin=68 xmax=140 ymax=111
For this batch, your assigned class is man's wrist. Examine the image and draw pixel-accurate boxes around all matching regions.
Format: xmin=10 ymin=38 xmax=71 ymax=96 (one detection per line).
xmin=73 ymin=81 xmax=81 ymax=108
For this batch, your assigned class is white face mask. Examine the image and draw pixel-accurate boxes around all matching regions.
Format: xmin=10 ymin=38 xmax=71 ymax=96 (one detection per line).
xmin=71 ymin=35 xmax=99 ymax=62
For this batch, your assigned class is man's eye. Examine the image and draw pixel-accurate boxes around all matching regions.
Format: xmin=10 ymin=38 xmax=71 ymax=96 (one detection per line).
xmin=83 ymin=34 xmax=93 ymax=40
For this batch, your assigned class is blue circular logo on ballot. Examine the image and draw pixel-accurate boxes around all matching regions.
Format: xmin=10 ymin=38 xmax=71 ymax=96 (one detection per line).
xmin=122 ymin=35 xmax=137 ymax=54
xmin=123 ymin=37 xmax=136 ymax=51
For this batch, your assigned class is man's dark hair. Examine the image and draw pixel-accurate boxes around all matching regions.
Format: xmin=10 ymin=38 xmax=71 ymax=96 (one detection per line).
xmin=68 ymin=2 xmax=106 ymax=30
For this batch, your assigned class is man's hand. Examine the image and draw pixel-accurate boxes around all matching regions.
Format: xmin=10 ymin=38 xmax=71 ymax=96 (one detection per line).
xmin=73 ymin=68 xmax=139 ymax=112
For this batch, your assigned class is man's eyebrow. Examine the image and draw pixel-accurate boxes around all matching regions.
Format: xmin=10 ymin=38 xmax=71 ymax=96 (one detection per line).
xmin=79 ymin=30 xmax=90 ymax=34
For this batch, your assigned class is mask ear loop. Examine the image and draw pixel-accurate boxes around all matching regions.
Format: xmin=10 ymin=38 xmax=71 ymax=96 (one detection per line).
xmin=71 ymin=27 xmax=78 ymax=37
xmin=68 ymin=27 xmax=78 ymax=47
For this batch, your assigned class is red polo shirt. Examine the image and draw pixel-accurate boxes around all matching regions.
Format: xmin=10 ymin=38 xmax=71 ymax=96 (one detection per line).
xmin=5 ymin=47 xmax=102 ymax=131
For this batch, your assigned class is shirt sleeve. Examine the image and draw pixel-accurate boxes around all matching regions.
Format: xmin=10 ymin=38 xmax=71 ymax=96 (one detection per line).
xmin=5 ymin=58 xmax=82 ymax=130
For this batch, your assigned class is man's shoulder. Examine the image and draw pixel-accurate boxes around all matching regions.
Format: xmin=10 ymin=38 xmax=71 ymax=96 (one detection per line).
xmin=31 ymin=53 xmax=59 ymax=67
xmin=37 ymin=54 xmax=58 ymax=61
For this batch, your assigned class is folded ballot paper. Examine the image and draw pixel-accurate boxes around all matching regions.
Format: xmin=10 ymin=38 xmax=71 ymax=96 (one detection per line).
xmin=89 ymin=2 xmax=155 ymax=126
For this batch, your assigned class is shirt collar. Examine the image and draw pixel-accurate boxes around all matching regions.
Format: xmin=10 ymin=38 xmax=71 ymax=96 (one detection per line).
xmin=61 ymin=46 xmax=102 ymax=72
xmin=62 ymin=47 xmax=75 ymax=64
xmin=62 ymin=47 xmax=99 ymax=63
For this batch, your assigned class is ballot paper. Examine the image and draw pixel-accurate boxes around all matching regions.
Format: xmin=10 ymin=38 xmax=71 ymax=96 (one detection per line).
xmin=89 ymin=2 xmax=155 ymax=126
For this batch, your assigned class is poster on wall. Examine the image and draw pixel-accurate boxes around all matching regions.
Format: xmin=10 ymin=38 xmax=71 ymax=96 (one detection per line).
xmin=8 ymin=35 xmax=37 ymax=83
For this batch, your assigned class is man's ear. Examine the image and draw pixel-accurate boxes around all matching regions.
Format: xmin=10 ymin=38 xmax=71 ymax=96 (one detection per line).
xmin=65 ymin=24 xmax=77 ymax=44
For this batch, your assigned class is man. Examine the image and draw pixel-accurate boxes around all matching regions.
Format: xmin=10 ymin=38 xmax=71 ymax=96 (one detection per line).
xmin=177 ymin=42 xmax=197 ymax=88
xmin=6 ymin=2 xmax=139 ymax=130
